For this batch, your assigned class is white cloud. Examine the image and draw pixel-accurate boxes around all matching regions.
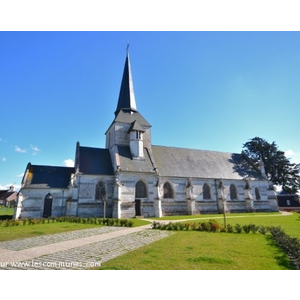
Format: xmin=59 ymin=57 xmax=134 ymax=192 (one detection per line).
xmin=0 ymin=183 xmax=20 ymax=191
xmin=285 ymin=149 xmax=300 ymax=164
xmin=285 ymin=149 xmax=297 ymax=156
xmin=63 ymin=159 xmax=74 ymax=167
xmin=15 ymin=145 xmax=27 ymax=153
xmin=2 ymin=157 xmax=6 ymax=162
xmin=30 ymin=145 xmax=41 ymax=155
xmin=16 ymin=173 xmax=24 ymax=178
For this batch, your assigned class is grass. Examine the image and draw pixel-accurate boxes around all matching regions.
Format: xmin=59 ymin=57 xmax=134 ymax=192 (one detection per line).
xmin=99 ymin=212 xmax=300 ymax=270
xmin=0 ymin=207 xmax=150 ymax=242
xmin=0 ymin=219 xmax=150 ymax=242
xmin=0 ymin=222 xmax=101 ymax=241
xmin=100 ymin=231 xmax=293 ymax=270
xmin=1 ymin=206 xmax=299 ymax=270
xmin=0 ymin=207 xmax=13 ymax=220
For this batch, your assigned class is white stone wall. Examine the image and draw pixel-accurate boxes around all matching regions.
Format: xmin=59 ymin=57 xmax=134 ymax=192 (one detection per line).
xmin=75 ymin=174 xmax=115 ymax=218
xmin=15 ymin=188 xmax=71 ymax=219
xmin=116 ymin=172 xmax=158 ymax=218
xmin=15 ymin=172 xmax=278 ymax=219
xmin=158 ymin=177 xmax=277 ymax=216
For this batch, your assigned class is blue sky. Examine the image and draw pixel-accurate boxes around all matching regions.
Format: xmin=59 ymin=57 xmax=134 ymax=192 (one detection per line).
xmin=1 ymin=31 xmax=300 ymax=190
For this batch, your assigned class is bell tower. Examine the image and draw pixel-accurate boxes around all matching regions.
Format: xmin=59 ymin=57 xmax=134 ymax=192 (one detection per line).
xmin=105 ymin=51 xmax=152 ymax=166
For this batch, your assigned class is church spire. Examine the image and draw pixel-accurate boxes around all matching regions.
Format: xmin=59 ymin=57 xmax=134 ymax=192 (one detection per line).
xmin=115 ymin=51 xmax=137 ymax=116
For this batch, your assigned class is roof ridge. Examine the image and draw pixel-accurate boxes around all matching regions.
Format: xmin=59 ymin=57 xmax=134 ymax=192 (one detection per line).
xmin=151 ymin=144 xmax=240 ymax=155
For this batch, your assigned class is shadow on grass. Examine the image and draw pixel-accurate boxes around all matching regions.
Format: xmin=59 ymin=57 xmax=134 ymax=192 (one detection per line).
xmin=0 ymin=215 xmax=13 ymax=221
xmin=266 ymin=235 xmax=296 ymax=270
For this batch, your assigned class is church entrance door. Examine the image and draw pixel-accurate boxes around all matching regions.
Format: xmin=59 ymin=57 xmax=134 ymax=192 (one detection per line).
xmin=43 ymin=193 xmax=53 ymax=218
xmin=135 ymin=199 xmax=141 ymax=216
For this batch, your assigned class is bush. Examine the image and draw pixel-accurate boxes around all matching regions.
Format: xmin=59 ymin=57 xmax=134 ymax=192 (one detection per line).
xmin=226 ymin=224 xmax=234 ymax=233
xmin=269 ymin=226 xmax=300 ymax=270
xmin=258 ymin=225 xmax=268 ymax=235
xmin=178 ymin=222 xmax=185 ymax=231
xmin=249 ymin=224 xmax=258 ymax=234
xmin=151 ymin=221 xmax=160 ymax=229
xmin=208 ymin=220 xmax=220 ymax=232
xmin=234 ymin=223 xmax=243 ymax=233
xmin=242 ymin=224 xmax=251 ymax=234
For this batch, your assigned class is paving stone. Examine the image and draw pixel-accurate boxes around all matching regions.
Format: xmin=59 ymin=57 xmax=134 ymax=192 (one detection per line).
xmin=0 ymin=226 xmax=172 ymax=270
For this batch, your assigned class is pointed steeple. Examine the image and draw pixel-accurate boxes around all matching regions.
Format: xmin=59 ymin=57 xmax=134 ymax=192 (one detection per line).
xmin=115 ymin=52 xmax=137 ymax=116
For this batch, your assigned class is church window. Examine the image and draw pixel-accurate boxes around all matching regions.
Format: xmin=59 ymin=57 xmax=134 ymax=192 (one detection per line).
xmin=135 ymin=181 xmax=147 ymax=198
xmin=136 ymin=131 xmax=142 ymax=140
xmin=203 ymin=183 xmax=211 ymax=199
xmin=95 ymin=181 xmax=106 ymax=200
xmin=230 ymin=184 xmax=238 ymax=200
xmin=255 ymin=187 xmax=261 ymax=200
xmin=163 ymin=182 xmax=174 ymax=199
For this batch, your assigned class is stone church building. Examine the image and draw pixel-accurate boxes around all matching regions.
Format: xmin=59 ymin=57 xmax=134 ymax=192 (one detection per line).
xmin=14 ymin=53 xmax=278 ymax=219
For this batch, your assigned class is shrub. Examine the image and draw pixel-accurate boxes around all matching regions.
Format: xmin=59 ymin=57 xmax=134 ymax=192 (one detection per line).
xmin=249 ymin=224 xmax=258 ymax=234
xmin=234 ymin=223 xmax=243 ymax=233
xmin=258 ymin=225 xmax=268 ymax=235
xmin=2 ymin=220 xmax=9 ymax=227
xmin=178 ymin=222 xmax=185 ymax=231
xmin=120 ymin=219 xmax=128 ymax=227
xmin=190 ymin=222 xmax=198 ymax=231
xmin=184 ymin=222 xmax=191 ymax=231
xmin=220 ymin=225 xmax=226 ymax=232
xmin=208 ymin=219 xmax=220 ymax=232
xmin=269 ymin=226 xmax=300 ymax=270
xmin=226 ymin=224 xmax=234 ymax=233
xmin=242 ymin=224 xmax=251 ymax=234
xmin=166 ymin=222 xmax=173 ymax=230
xmin=201 ymin=222 xmax=211 ymax=232
xmin=151 ymin=221 xmax=160 ymax=229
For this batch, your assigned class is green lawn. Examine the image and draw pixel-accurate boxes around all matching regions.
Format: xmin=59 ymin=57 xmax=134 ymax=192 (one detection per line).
xmin=99 ymin=212 xmax=300 ymax=270
xmin=1 ymin=207 xmax=299 ymax=270
xmin=0 ymin=218 xmax=150 ymax=242
xmin=0 ymin=207 xmax=13 ymax=220
xmin=0 ymin=207 xmax=150 ymax=242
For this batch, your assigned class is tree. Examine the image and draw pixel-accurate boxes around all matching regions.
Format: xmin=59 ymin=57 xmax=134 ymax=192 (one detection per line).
xmin=242 ymin=137 xmax=300 ymax=194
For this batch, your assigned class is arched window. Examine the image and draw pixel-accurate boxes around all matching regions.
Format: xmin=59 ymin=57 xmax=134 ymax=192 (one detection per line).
xmin=230 ymin=184 xmax=238 ymax=200
xmin=135 ymin=181 xmax=147 ymax=198
xmin=95 ymin=181 xmax=106 ymax=200
xmin=163 ymin=182 xmax=174 ymax=199
xmin=255 ymin=187 xmax=261 ymax=200
xmin=203 ymin=183 xmax=211 ymax=200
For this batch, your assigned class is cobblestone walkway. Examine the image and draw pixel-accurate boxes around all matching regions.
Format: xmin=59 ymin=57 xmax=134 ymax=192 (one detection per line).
xmin=0 ymin=226 xmax=172 ymax=270
xmin=0 ymin=226 xmax=126 ymax=251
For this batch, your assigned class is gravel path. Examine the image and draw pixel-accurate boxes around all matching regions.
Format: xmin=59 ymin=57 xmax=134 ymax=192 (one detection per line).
xmin=0 ymin=225 xmax=172 ymax=270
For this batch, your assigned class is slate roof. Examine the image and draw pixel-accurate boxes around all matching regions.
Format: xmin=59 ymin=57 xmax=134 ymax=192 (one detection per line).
xmin=24 ymin=164 xmax=75 ymax=188
xmin=151 ymin=145 xmax=262 ymax=180
xmin=115 ymin=53 xmax=137 ymax=116
xmin=0 ymin=190 xmax=16 ymax=201
xmin=78 ymin=146 xmax=114 ymax=175
xmin=128 ymin=120 xmax=146 ymax=132
xmin=114 ymin=110 xmax=151 ymax=127
xmin=117 ymin=146 xmax=156 ymax=173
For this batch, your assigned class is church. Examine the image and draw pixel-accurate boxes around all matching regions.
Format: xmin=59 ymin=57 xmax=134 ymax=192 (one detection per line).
xmin=14 ymin=52 xmax=279 ymax=220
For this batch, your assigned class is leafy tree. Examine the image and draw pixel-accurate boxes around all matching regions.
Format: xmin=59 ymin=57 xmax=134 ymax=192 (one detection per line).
xmin=242 ymin=137 xmax=300 ymax=194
